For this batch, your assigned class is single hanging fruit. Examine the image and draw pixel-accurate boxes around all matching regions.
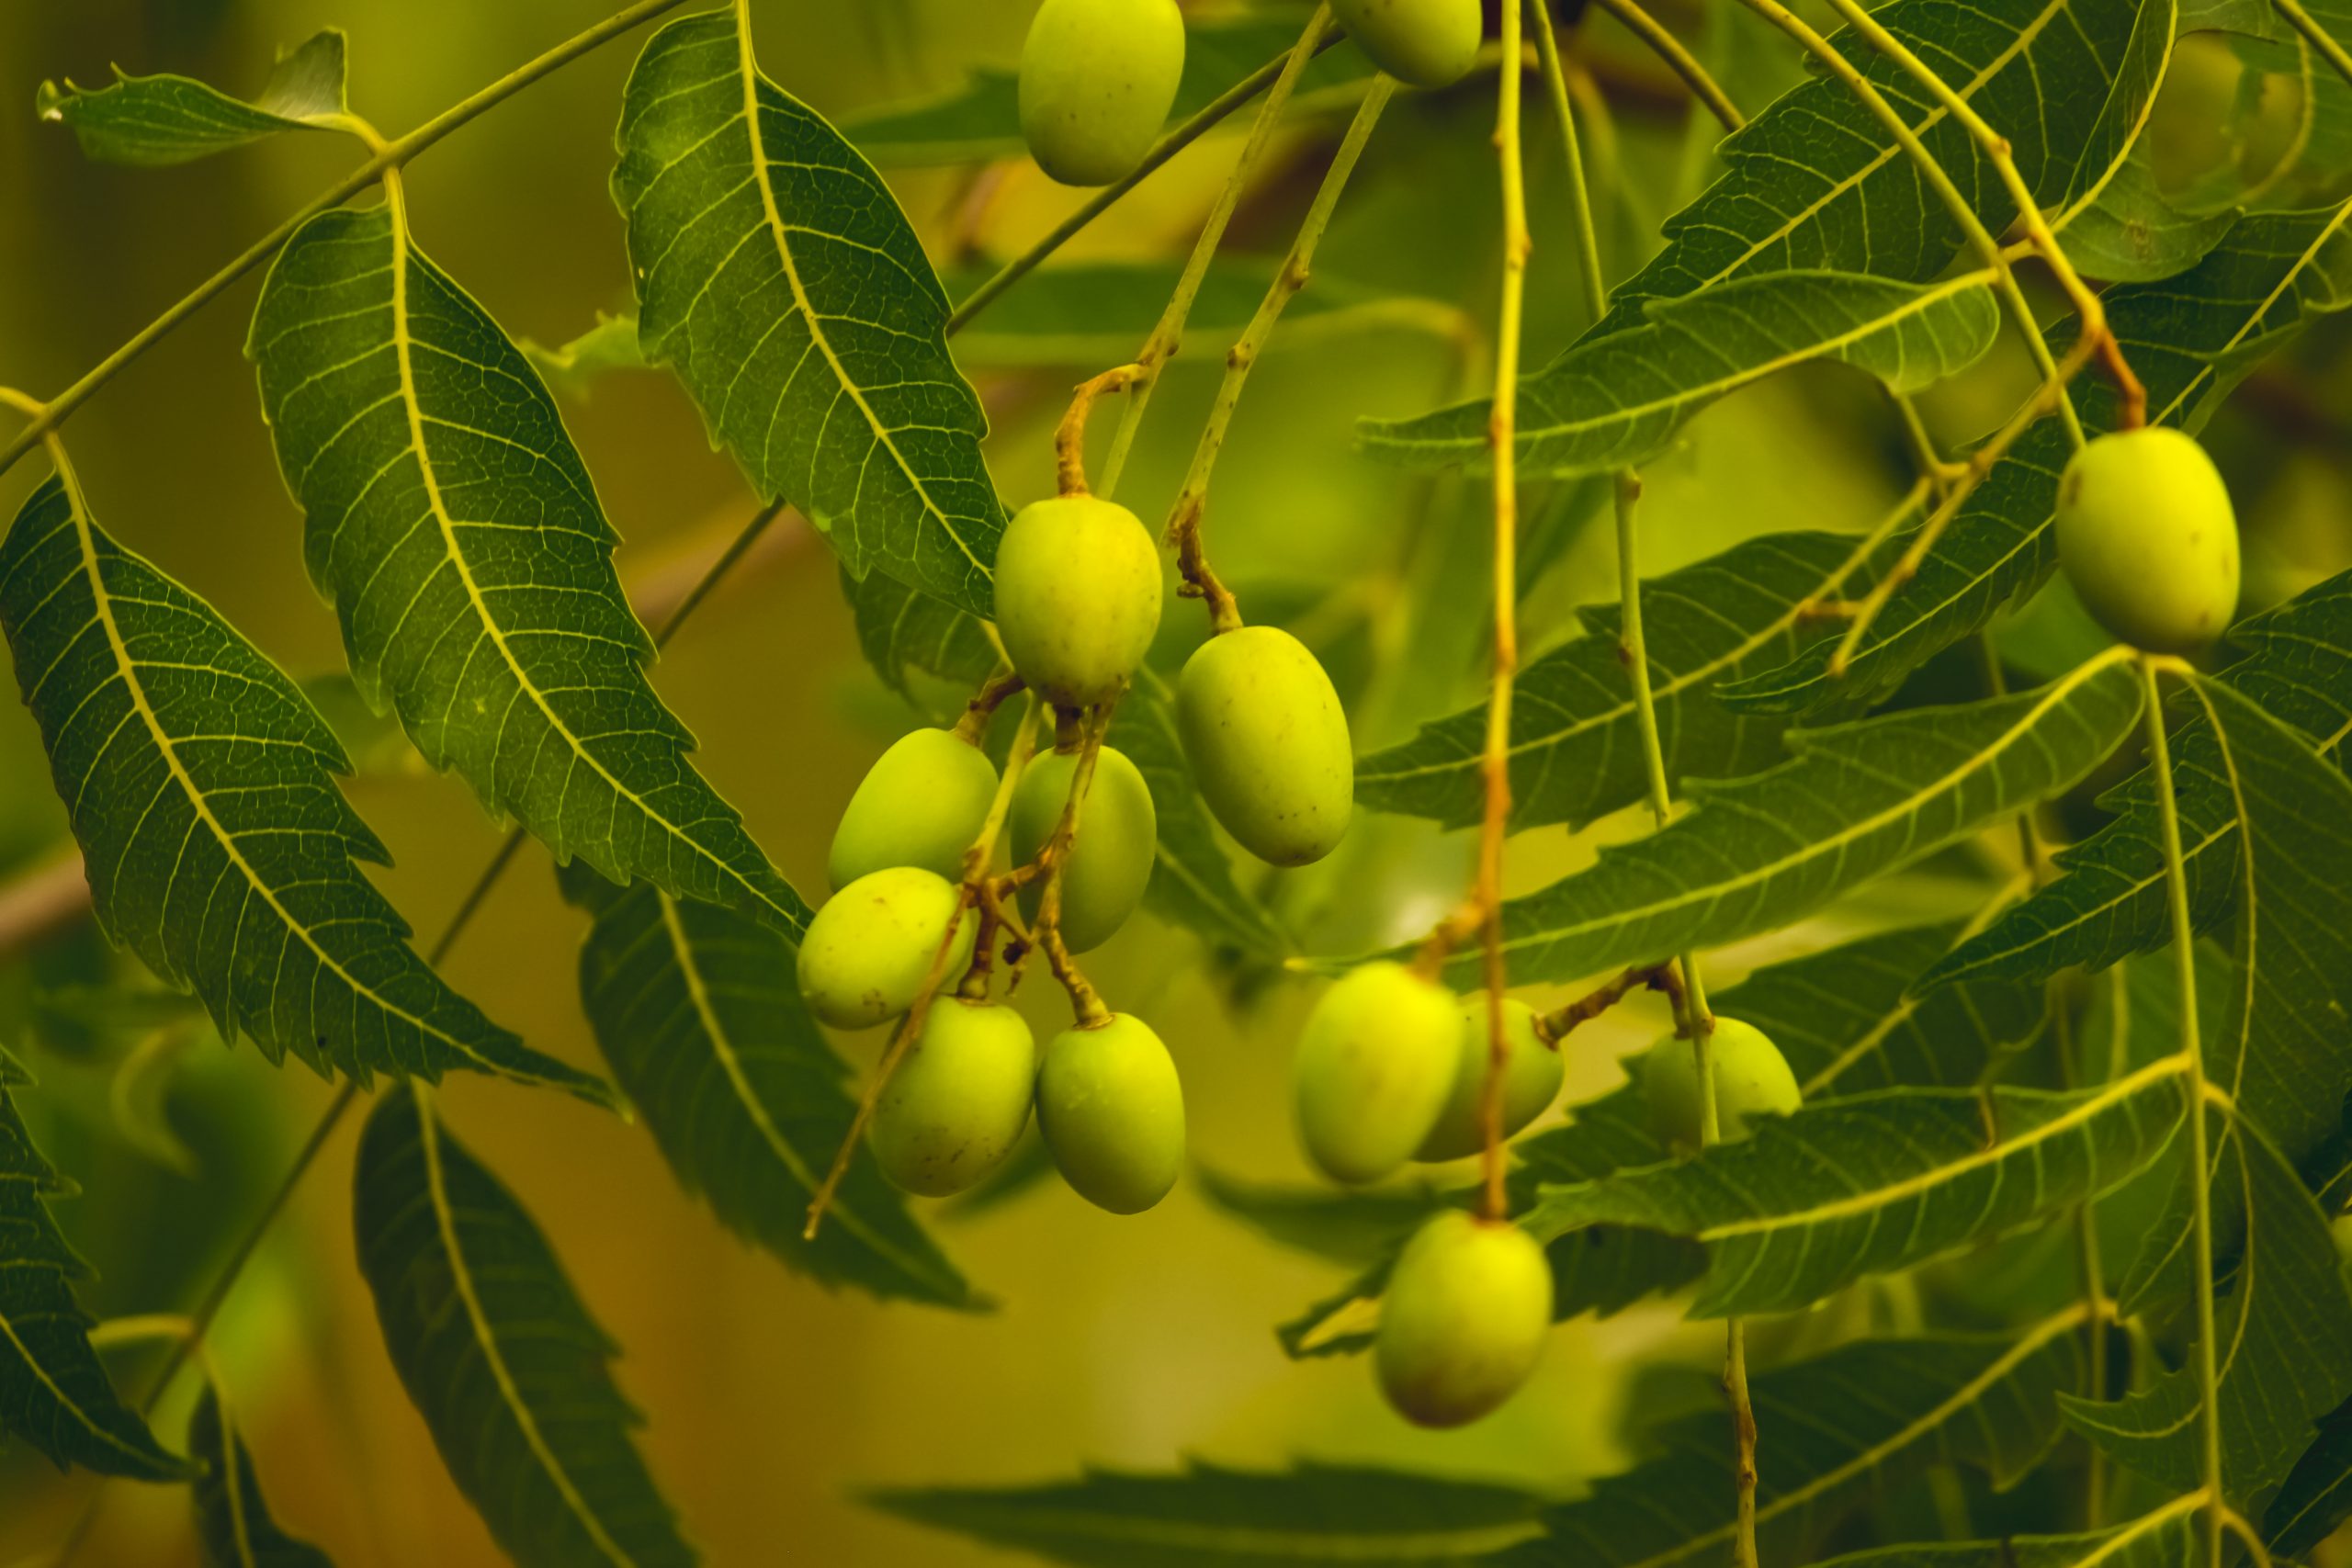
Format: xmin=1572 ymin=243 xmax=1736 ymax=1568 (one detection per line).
xmin=1414 ymin=997 xmax=1565 ymax=1162
xmin=828 ymin=728 xmax=998 ymax=892
xmin=1376 ymin=1210 xmax=1552 ymax=1427
xmin=1330 ymin=0 xmax=1482 ymax=89
xmin=1176 ymin=625 xmax=1352 ymax=865
xmin=796 ymin=867 xmax=978 ymax=1031
xmin=1294 ymin=962 xmax=1458 ymax=1184
xmin=1018 ymin=0 xmax=1188 ymax=186
xmin=1638 ymin=1017 xmax=1801 ymax=1153
xmin=1036 ymin=1012 xmax=1185 ymax=1213
xmin=1012 ymin=744 xmax=1158 ymax=953
xmin=992 ymin=495 xmax=1164 ymax=707
xmin=2053 ymin=426 xmax=2240 ymax=654
xmin=869 ymin=999 xmax=1037 ymax=1196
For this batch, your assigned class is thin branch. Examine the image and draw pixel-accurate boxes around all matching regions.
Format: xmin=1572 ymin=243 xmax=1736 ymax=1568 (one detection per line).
xmin=2271 ymin=0 xmax=2352 ymax=93
xmin=1584 ymin=0 xmax=1747 ymax=132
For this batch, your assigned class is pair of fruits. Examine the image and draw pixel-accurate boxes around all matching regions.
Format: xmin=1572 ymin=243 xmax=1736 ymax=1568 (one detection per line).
xmin=2052 ymin=426 xmax=2240 ymax=654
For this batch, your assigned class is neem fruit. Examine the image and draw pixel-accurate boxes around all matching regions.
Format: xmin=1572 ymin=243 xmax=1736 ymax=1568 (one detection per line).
xmin=797 ymin=867 xmax=978 ymax=1031
xmin=1176 ymin=625 xmax=1352 ymax=866
xmin=1294 ymin=962 xmax=1457 ymax=1184
xmin=2053 ymin=426 xmax=2239 ymax=654
xmin=1639 ymin=1017 xmax=1802 ymax=1152
xmin=869 ymin=1000 xmax=1036 ymax=1196
xmin=1018 ymin=0 xmax=1187 ymax=186
xmin=993 ymin=495 xmax=1163 ymax=707
xmin=828 ymin=728 xmax=998 ymax=891
xmin=1012 ymin=743 xmax=1157 ymax=953
xmin=1376 ymin=1210 xmax=1553 ymax=1427
xmin=1414 ymin=997 xmax=1564 ymax=1162
xmin=1036 ymin=1012 xmax=1185 ymax=1213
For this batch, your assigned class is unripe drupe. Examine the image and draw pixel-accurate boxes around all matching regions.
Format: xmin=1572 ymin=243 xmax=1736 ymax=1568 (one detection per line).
xmin=993 ymin=495 xmax=1164 ymax=707
xmin=1376 ymin=1211 xmax=1552 ymax=1427
xmin=828 ymin=728 xmax=998 ymax=891
xmin=1176 ymin=625 xmax=1352 ymax=866
xmin=869 ymin=1000 xmax=1036 ymax=1196
xmin=1036 ymin=1012 xmax=1185 ymax=1213
xmin=1639 ymin=1017 xmax=1802 ymax=1153
xmin=1330 ymin=0 xmax=1482 ymax=89
xmin=796 ymin=867 xmax=978 ymax=1031
xmin=1019 ymin=0 xmax=1187 ymax=187
xmin=1294 ymin=962 xmax=1458 ymax=1185
xmin=2053 ymin=426 xmax=2240 ymax=654
xmin=1012 ymin=744 xmax=1158 ymax=953
xmin=1415 ymin=997 xmax=1565 ymax=1163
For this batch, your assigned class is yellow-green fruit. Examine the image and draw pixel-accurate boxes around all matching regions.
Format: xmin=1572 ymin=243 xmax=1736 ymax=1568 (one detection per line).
xmin=1295 ymin=963 xmax=1458 ymax=1185
xmin=1376 ymin=1211 xmax=1553 ymax=1428
xmin=796 ymin=867 xmax=978 ymax=1031
xmin=869 ymin=1000 xmax=1036 ymax=1196
xmin=1019 ymin=0 xmax=1187 ymax=186
xmin=1639 ymin=1017 xmax=1802 ymax=1153
xmin=1036 ymin=1013 xmax=1185 ymax=1213
xmin=1330 ymin=0 xmax=1482 ymax=88
xmin=2053 ymin=426 xmax=2240 ymax=654
xmin=1176 ymin=626 xmax=1352 ymax=866
xmin=1012 ymin=745 xmax=1158 ymax=953
xmin=993 ymin=496 xmax=1164 ymax=707
xmin=828 ymin=728 xmax=998 ymax=892
xmin=1415 ymin=998 xmax=1565 ymax=1162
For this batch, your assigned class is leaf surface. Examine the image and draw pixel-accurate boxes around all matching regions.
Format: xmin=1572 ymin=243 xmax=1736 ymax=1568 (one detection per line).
xmin=190 ymin=1388 xmax=334 ymax=1568
xmin=37 ymin=30 xmax=347 ymax=165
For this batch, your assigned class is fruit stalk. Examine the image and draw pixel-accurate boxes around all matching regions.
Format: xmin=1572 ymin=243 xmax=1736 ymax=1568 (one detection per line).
xmin=1583 ymin=0 xmax=1747 ymax=132
xmin=1026 ymin=711 xmax=1115 ymax=1026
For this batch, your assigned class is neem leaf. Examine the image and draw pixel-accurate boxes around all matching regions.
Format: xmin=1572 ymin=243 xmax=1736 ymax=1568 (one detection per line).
xmin=37 ymin=30 xmax=348 ymax=166
xmin=190 ymin=1387 xmax=335 ymax=1568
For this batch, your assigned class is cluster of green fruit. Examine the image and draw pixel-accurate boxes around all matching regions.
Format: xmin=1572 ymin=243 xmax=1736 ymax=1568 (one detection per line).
xmin=1018 ymin=0 xmax=1484 ymax=187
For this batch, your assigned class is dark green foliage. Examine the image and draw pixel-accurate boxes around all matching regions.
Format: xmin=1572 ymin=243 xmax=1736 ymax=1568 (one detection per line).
xmin=190 ymin=1387 xmax=335 ymax=1568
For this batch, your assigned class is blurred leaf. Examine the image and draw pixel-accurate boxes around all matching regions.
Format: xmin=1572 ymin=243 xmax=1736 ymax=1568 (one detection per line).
xmin=109 ymin=1024 xmax=199 ymax=1177
xmin=1124 ymin=669 xmax=1289 ymax=956
xmin=248 ymin=204 xmax=810 ymax=939
xmin=2060 ymin=145 xmax=2236 ymax=283
xmin=521 ymin=313 xmax=648 ymax=401
xmin=1810 ymin=1503 xmax=2199 ymax=1568
xmin=614 ymin=6 xmax=1005 ymax=618
xmin=2270 ymin=1395 xmax=2352 ymax=1555
xmin=0 ymin=471 xmax=600 ymax=1100
xmin=841 ymin=563 xmax=999 ymax=727
xmin=563 ymin=868 xmax=973 ymax=1309
xmin=190 ymin=1387 xmax=334 ymax=1568
xmin=1362 ymin=270 xmax=2001 ymax=477
xmin=868 ymin=1461 xmax=1547 ymax=1566
xmin=0 ymin=1045 xmax=187 ymax=1479
xmin=36 ymin=29 xmax=346 ymax=166
xmin=354 ymin=1088 xmax=695 ymax=1568
xmin=1193 ymin=1168 xmax=1442 ymax=1266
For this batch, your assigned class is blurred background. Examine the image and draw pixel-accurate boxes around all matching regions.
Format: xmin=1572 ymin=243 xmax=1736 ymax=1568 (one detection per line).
xmin=2 ymin=1 xmax=2349 ymax=1562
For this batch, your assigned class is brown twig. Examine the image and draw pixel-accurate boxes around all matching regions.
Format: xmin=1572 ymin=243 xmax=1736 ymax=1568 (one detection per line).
xmin=953 ymin=666 xmax=1026 ymax=745
xmin=1532 ymin=962 xmax=1677 ymax=1045
xmin=1054 ymin=365 xmax=1140 ymax=497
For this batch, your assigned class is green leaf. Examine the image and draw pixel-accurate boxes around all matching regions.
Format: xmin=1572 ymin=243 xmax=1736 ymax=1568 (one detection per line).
xmin=867 ymin=1461 xmax=1547 ymax=1567
xmin=1421 ymin=653 xmax=2143 ymax=990
xmin=2269 ymin=1396 xmax=2352 ymax=1555
xmin=1125 ymin=668 xmax=1289 ymax=956
xmin=1809 ymin=1501 xmax=2201 ymax=1568
xmin=2059 ymin=144 xmax=2236 ymax=283
xmin=36 ymin=30 xmax=347 ymax=166
xmin=1194 ymin=1168 xmax=1443 ymax=1268
xmin=0 ymin=470 xmax=600 ymax=1101
xmin=354 ymin=1087 xmax=695 ymax=1568
xmin=1359 ymin=270 xmax=2000 ymax=478
xmin=190 ymin=1387 xmax=334 ymax=1568
xmin=841 ymin=563 xmax=998 ymax=728
xmin=522 ymin=312 xmax=648 ymax=401
xmin=613 ymin=6 xmax=1005 ymax=618
xmin=1501 ymin=1318 xmax=2086 ymax=1568
xmin=247 ymin=202 xmax=809 ymax=939
xmin=563 ymin=868 xmax=973 ymax=1309
xmin=1355 ymin=532 xmax=1881 ymax=833
xmin=0 ymin=1045 xmax=187 ymax=1479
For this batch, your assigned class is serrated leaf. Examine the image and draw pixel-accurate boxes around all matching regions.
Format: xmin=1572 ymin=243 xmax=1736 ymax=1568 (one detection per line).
xmin=1500 ymin=1318 xmax=2086 ymax=1568
xmin=1124 ymin=668 xmax=1288 ymax=956
xmin=1360 ymin=270 xmax=2000 ymax=477
xmin=1810 ymin=1499 xmax=2201 ymax=1568
xmin=190 ymin=1387 xmax=334 ymax=1568
xmin=2061 ymin=144 xmax=2236 ymax=283
xmin=0 ymin=469 xmax=601 ymax=1100
xmin=867 ymin=1461 xmax=1547 ymax=1567
xmin=247 ymin=202 xmax=809 ymax=939
xmin=841 ymin=563 xmax=998 ymax=728
xmin=36 ymin=30 xmax=346 ymax=166
xmin=2268 ymin=1395 xmax=2352 ymax=1555
xmin=613 ymin=6 xmax=1005 ymax=618
xmin=0 ymin=1045 xmax=187 ymax=1479
xmin=564 ymin=868 xmax=972 ymax=1309
xmin=354 ymin=1087 xmax=695 ymax=1568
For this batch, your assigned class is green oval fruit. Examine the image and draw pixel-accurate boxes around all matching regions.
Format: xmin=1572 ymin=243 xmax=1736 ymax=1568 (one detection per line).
xmin=796 ymin=867 xmax=978 ymax=1031
xmin=1639 ymin=1017 xmax=1802 ymax=1153
xmin=1012 ymin=744 xmax=1158 ymax=953
xmin=1415 ymin=998 xmax=1565 ymax=1162
xmin=993 ymin=495 xmax=1164 ymax=707
xmin=1019 ymin=0 xmax=1188 ymax=186
xmin=869 ymin=999 xmax=1036 ymax=1196
xmin=1376 ymin=1210 xmax=1552 ymax=1427
xmin=1036 ymin=1012 xmax=1185 ymax=1213
xmin=1295 ymin=963 xmax=1458 ymax=1185
xmin=828 ymin=728 xmax=998 ymax=892
xmin=2054 ymin=426 xmax=2240 ymax=654
xmin=1176 ymin=625 xmax=1352 ymax=866
xmin=1331 ymin=0 xmax=1482 ymax=89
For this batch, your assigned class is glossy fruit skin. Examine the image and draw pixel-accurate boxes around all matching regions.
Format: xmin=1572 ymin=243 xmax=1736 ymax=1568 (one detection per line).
xmin=993 ymin=496 xmax=1164 ymax=707
xmin=1036 ymin=1013 xmax=1185 ymax=1213
xmin=1176 ymin=626 xmax=1353 ymax=866
xmin=828 ymin=728 xmax=998 ymax=892
xmin=1414 ymin=998 xmax=1565 ymax=1162
xmin=796 ymin=867 xmax=978 ymax=1032
xmin=1639 ymin=1017 xmax=1802 ymax=1153
xmin=1376 ymin=1211 xmax=1553 ymax=1427
xmin=1019 ymin=0 xmax=1187 ymax=186
xmin=1295 ymin=963 xmax=1458 ymax=1184
xmin=869 ymin=1000 xmax=1036 ymax=1196
xmin=1330 ymin=0 xmax=1482 ymax=88
xmin=2053 ymin=426 xmax=2240 ymax=654
xmin=1012 ymin=745 xmax=1158 ymax=953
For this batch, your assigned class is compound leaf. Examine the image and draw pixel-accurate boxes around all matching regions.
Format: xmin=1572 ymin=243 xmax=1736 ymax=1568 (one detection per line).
xmin=2269 ymin=1396 xmax=2352 ymax=1555
xmin=190 ymin=1387 xmax=334 ymax=1568
xmin=842 ymin=563 xmax=998 ymax=728
xmin=37 ymin=30 xmax=347 ymax=166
